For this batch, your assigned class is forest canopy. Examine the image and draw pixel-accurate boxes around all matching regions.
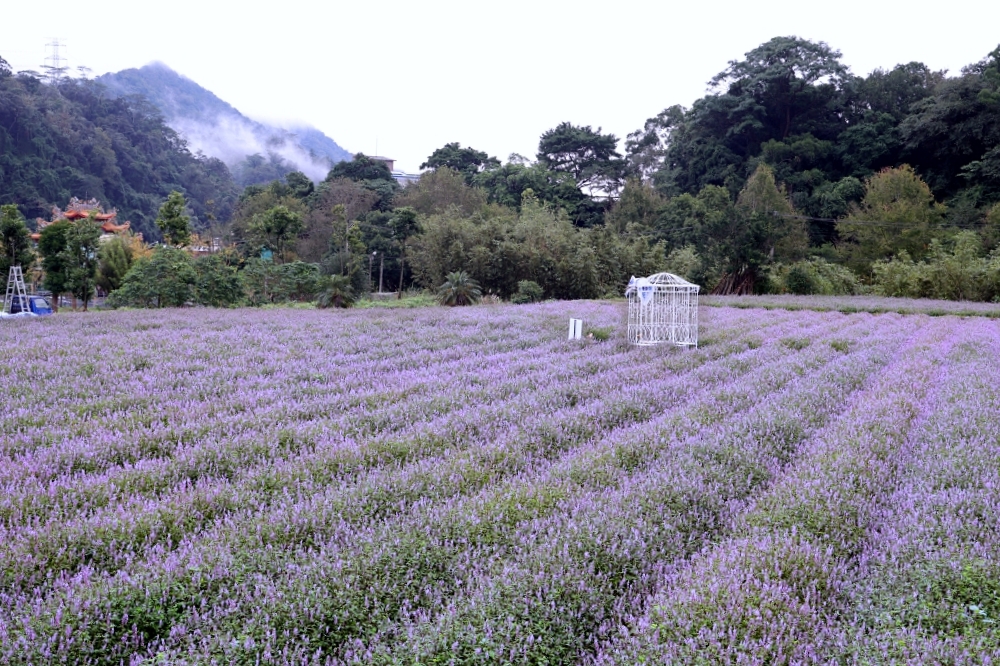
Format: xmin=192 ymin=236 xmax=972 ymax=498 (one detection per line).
xmin=3 ymin=37 xmax=1000 ymax=304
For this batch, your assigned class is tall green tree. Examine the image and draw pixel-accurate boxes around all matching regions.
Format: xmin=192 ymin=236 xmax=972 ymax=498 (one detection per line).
xmin=95 ymin=235 xmax=133 ymax=294
xmin=900 ymin=46 xmax=1000 ymax=199
xmin=249 ymin=205 xmax=304 ymax=263
xmin=709 ymin=36 xmax=850 ymax=143
xmin=38 ymin=221 xmax=72 ymax=311
xmin=156 ymin=191 xmax=192 ymax=247
xmin=737 ymin=163 xmax=809 ymax=263
xmin=537 ymin=122 xmax=628 ymax=197
xmin=326 ymin=154 xmax=400 ymax=211
xmin=420 ymin=143 xmax=500 ymax=185
xmin=837 ymin=165 xmax=947 ymax=276
xmin=284 ymin=171 xmax=315 ymax=199
xmin=60 ymin=218 xmax=102 ymax=310
xmin=646 ymin=36 xmax=853 ymax=204
xmin=394 ymin=167 xmax=487 ymax=217
xmin=0 ymin=205 xmax=35 ymax=280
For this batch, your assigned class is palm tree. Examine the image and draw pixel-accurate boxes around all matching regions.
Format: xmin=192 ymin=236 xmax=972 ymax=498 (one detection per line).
xmin=316 ymin=275 xmax=355 ymax=309
xmin=437 ymin=271 xmax=481 ymax=306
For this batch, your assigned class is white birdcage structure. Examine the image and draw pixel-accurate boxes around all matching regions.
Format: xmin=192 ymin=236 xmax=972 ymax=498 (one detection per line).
xmin=625 ymin=273 xmax=700 ymax=347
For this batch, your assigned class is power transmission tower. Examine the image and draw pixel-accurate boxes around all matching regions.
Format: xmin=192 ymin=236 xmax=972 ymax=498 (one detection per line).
xmin=42 ymin=39 xmax=68 ymax=81
xmin=4 ymin=266 xmax=29 ymax=314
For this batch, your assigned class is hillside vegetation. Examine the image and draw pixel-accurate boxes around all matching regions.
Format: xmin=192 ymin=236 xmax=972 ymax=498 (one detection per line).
xmin=0 ymin=59 xmax=238 ymax=239
xmin=3 ymin=38 xmax=1000 ymax=302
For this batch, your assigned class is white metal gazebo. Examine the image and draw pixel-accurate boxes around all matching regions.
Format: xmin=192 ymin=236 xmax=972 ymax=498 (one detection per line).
xmin=625 ymin=273 xmax=700 ymax=347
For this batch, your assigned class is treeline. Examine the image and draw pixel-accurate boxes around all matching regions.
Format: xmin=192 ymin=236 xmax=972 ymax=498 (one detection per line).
xmin=0 ymin=56 xmax=238 ymax=240
xmin=211 ymin=36 xmax=999 ymax=303
xmin=5 ymin=37 xmax=1000 ymax=306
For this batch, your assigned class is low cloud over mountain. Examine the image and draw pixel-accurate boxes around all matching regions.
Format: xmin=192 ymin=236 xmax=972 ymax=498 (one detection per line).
xmin=98 ymin=63 xmax=350 ymax=185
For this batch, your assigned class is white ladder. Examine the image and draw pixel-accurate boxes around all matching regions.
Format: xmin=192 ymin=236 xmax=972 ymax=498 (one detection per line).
xmin=4 ymin=266 xmax=28 ymax=314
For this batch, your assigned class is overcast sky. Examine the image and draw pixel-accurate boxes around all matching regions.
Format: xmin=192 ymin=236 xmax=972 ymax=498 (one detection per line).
xmin=4 ymin=0 xmax=999 ymax=174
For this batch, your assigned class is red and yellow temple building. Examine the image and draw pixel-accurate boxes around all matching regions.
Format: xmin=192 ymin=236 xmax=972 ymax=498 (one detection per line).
xmin=31 ymin=197 xmax=132 ymax=241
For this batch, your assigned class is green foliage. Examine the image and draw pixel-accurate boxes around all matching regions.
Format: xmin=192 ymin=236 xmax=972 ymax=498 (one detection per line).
xmin=837 ymin=166 xmax=947 ymax=276
xmin=901 ymin=53 xmax=1000 ymax=199
xmin=588 ymin=326 xmax=613 ymax=341
xmin=108 ymin=246 xmax=196 ymax=308
xmin=231 ymin=153 xmax=299 ymax=189
xmin=61 ymin=219 xmax=102 ymax=310
xmin=437 ymin=271 xmax=481 ymax=306
xmin=0 ymin=204 xmax=34 ymax=279
xmin=276 ymin=261 xmax=323 ymax=302
xmin=983 ymin=203 xmax=1000 ymax=252
xmin=473 ymin=159 xmax=603 ymax=227
xmin=872 ymin=231 xmax=1000 ymax=301
xmin=511 ymin=280 xmax=544 ymax=304
xmin=394 ymin=168 xmax=487 ymax=217
xmin=249 ymin=205 xmax=304 ymax=263
xmin=299 ymin=178 xmax=378 ymax=263
xmin=0 ymin=75 xmax=237 ymax=239
xmin=420 ymin=143 xmax=500 ymax=185
xmin=605 ymin=179 xmax=665 ymax=235
xmin=238 ymin=259 xmax=323 ymax=306
xmin=325 ymin=154 xmax=400 ymax=211
xmin=537 ymin=122 xmax=628 ymax=197
xmin=155 ymin=191 xmax=192 ymax=247
xmin=768 ymin=257 xmax=863 ymax=295
xmin=194 ymin=254 xmax=243 ymax=307
xmin=230 ymin=181 xmax=307 ymax=255
xmin=407 ymin=191 xmax=665 ymax=300
xmin=663 ymin=245 xmax=705 ymax=283
xmin=38 ymin=221 xmax=73 ymax=302
xmin=96 ymin=236 xmax=133 ymax=294
xmin=284 ymin=171 xmax=314 ymax=199
xmin=316 ymin=274 xmax=355 ymax=309
xmin=738 ymin=163 xmax=809 ymax=264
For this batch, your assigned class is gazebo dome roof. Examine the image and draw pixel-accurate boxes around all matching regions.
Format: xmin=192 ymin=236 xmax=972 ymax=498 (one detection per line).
xmin=626 ymin=272 xmax=699 ymax=296
xmin=646 ymin=272 xmax=698 ymax=287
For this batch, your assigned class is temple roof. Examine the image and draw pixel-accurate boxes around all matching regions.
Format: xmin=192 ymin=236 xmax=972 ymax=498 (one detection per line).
xmin=33 ymin=197 xmax=130 ymax=237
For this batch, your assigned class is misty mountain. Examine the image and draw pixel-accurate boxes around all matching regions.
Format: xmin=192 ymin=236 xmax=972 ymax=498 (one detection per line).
xmin=97 ymin=63 xmax=351 ymax=185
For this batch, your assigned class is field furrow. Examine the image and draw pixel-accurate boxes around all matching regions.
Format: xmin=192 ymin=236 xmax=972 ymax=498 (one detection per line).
xmin=1 ymin=304 xmax=996 ymax=665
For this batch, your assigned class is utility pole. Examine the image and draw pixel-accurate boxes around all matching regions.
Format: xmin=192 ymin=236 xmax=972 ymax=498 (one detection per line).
xmin=378 ymin=253 xmax=384 ymax=294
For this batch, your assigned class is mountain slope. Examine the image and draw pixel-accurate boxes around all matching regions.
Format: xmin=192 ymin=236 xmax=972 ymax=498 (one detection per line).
xmin=0 ymin=70 xmax=238 ymax=239
xmin=97 ymin=63 xmax=351 ymax=184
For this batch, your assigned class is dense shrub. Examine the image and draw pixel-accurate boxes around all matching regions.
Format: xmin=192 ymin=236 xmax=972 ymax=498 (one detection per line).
xmin=194 ymin=255 xmax=244 ymax=307
xmin=108 ymin=247 xmax=196 ymax=308
xmin=768 ymin=258 xmax=863 ymax=296
xmin=240 ymin=259 xmax=324 ymax=305
xmin=873 ymin=231 xmax=1000 ymax=301
xmin=511 ymin=280 xmax=544 ymax=304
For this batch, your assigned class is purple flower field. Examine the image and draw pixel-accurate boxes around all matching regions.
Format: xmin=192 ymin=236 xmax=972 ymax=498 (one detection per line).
xmin=0 ymin=302 xmax=997 ymax=664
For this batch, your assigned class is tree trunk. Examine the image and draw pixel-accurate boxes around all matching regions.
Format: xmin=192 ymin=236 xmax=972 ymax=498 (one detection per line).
xmin=397 ymin=251 xmax=404 ymax=297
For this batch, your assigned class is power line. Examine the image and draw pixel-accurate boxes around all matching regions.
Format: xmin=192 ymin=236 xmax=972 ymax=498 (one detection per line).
xmin=770 ymin=211 xmax=988 ymax=230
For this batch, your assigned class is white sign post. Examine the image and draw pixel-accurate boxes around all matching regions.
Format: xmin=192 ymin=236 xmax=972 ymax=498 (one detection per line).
xmin=568 ymin=318 xmax=583 ymax=340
